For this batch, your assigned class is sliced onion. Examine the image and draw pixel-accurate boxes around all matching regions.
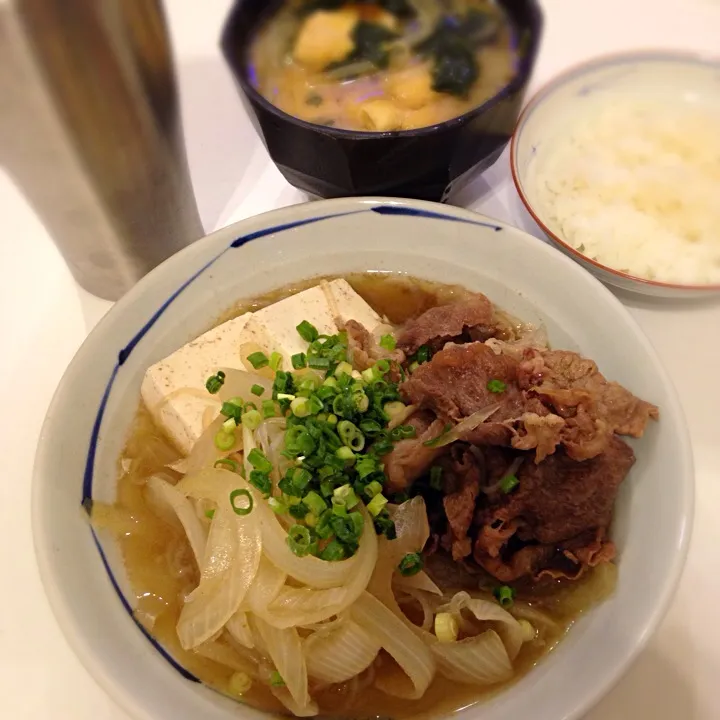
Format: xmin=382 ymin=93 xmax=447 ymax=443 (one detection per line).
xmin=193 ymin=637 xmax=257 ymax=675
xmin=226 ymin=611 xmax=255 ymax=649
xmin=427 ymin=403 xmax=502 ymax=448
xmin=251 ymin=615 xmax=316 ymax=715
xmin=176 ymin=473 xmax=262 ymax=650
xmin=351 ymin=592 xmax=435 ymax=700
xmin=397 ymin=588 xmax=436 ymax=632
xmin=305 ymin=618 xmax=380 ymax=684
xmin=438 ymin=591 xmax=524 ymax=661
xmin=146 ymin=475 xmax=207 ymax=567
xmin=255 ymin=492 xmax=362 ymax=589
xmin=245 ymin=555 xmax=287 ymax=614
xmin=432 ymin=629 xmax=512 ymax=685
xmin=170 ymin=413 xmax=242 ymax=474
xmin=394 ymin=571 xmax=442 ymax=596
xmin=261 ymin=509 xmax=378 ymax=628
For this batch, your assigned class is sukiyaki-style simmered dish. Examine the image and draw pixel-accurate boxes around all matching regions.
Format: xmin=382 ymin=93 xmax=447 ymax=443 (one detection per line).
xmin=248 ymin=0 xmax=518 ymax=131
xmin=94 ymin=275 xmax=658 ymax=718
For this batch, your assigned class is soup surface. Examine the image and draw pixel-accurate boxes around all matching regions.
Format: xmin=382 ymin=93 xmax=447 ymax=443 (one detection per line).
xmin=95 ymin=274 xmax=629 ymax=719
xmin=248 ymin=1 xmax=517 ymax=131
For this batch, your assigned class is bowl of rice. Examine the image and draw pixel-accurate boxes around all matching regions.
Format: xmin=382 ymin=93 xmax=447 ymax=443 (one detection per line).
xmin=510 ymin=51 xmax=720 ymax=297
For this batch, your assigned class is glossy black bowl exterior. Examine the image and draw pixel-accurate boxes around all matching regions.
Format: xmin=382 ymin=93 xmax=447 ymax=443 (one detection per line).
xmin=221 ymin=0 xmax=543 ymax=201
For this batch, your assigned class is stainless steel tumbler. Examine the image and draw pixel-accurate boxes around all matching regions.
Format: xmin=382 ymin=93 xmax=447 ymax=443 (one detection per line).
xmin=0 ymin=0 xmax=203 ymax=300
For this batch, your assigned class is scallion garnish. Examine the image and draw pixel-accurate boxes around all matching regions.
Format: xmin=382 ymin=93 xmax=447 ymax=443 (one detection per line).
xmin=429 ymin=465 xmax=443 ymax=490
xmin=291 ymin=352 xmax=307 ymax=369
xmin=214 ymin=458 xmax=239 ymax=473
xmin=248 ymin=470 xmax=271 ymax=496
xmin=366 ymin=492 xmax=388 ymax=517
xmin=261 ymin=399 xmax=277 ymax=418
xmin=250 ymin=384 xmax=265 ymax=397
xmin=296 ymin=320 xmax=319 ymax=343
xmin=398 ymin=552 xmax=423 ymax=576
xmin=241 ymin=409 xmax=262 ymax=430
xmin=487 ymin=378 xmax=507 ymax=393
xmin=415 ymin=345 xmax=432 ymax=364
xmin=214 ymin=430 xmax=235 ymax=451
xmin=246 ymin=351 xmax=269 ymax=369
xmin=320 ymin=539 xmax=346 ymax=562
xmin=229 ymin=489 xmax=253 ymax=516
xmin=270 ymin=671 xmax=285 ymax=687
xmin=493 ymin=585 xmax=515 ymax=608
xmin=287 ymin=524 xmax=313 ymax=556
xmin=204 ymin=509 xmax=215 ymax=519
xmin=205 ymin=370 xmax=226 ymax=394
xmin=500 ymin=473 xmax=519 ymax=493
xmin=379 ymin=334 xmax=396 ymax=351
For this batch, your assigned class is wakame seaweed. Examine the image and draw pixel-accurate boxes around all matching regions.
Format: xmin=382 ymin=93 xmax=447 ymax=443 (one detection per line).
xmin=326 ymin=21 xmax=399 ymax=71
xmin=416 ymin=9 xmax=499 ymax=97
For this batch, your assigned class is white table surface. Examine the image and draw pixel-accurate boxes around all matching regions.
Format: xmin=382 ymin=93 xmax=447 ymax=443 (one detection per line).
xmin=1 ymin=0 xmax=719 ymax=718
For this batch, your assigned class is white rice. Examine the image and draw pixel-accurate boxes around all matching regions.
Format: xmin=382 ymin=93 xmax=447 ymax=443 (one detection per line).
xmin=531 ymin=101 xmax=720 ymax=285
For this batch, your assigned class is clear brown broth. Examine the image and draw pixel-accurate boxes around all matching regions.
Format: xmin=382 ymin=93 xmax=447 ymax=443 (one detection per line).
xmin=103 ymin=274 xmax=617 ymax=719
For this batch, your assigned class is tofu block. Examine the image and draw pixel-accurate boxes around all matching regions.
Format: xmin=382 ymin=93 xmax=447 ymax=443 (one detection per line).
xmin=142 ymin=280 xmax=382 ymax=454
xmin=141 ymin=313 xmax=277 ymax=454
xmin=293 ymin=10 xmax=358 ymax=71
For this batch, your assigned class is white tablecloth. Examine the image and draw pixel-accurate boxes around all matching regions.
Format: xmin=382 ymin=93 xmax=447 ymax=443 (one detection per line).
xmin=1 ymin=0 xmax=718 ymax=717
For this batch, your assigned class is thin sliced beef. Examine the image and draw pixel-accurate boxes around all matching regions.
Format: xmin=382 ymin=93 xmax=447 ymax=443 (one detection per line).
xmin=519 ymin=349 xmax=659 ymax=439
xmin=473 ymin=436 xmax=634 ymax=581
xmin=384 ymin=411 xmax=447 ymax=492
xmin=441 ymin=448 xmax=481 ymax=560
xmin=344 ymin=319 xmax=405 ymax=372
xmin=397 ymin=293 xmax=495 ymax=355
xmin=402 ymin=342 xmax=523 ymax=422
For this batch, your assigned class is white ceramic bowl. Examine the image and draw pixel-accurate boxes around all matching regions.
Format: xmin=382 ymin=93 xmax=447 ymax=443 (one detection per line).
xmin=33 ymin=197 xmax=693 ymax=720
xmin=511 ymin=51 xmax=720 ymax=298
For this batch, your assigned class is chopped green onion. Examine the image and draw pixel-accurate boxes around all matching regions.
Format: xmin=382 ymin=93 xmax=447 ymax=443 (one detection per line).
xmin=390 ymin=424 xmax=416 ymax=440
xmin=364 ymin=480 xmax=383 ymax=498
xmin=383 ymin=401 xmax=406 ymax=423
xmin=205 ymin=370 xmax=226 ymax=394
xmin=416 ymin=345 xmax=432 ymax=364
xmin=246 ymin=351 xmax=269 ymax=369
xmin=326 ymin=413 xmax=338 ymax=426
xmin=268 ymin=497 xmax=288 ymax=515
xmin=296 ymin=320 xmax=319 ymax=343
xmin=229 ymin=489 xmax=253 ymax=516
xmin=308 ymin=355 xmax=330 ymax=370
xmin=222 ymin=417 xmax=237 ymax=433
xmin=361 ymin=367 xmax=377 ymax=384
xmin=393 ymin=491 xmax=409 ymax=504
xmin=287 ymin=524 xmax=312 ymax=557
xmin=375 ymin=359 xmax=391 ymax=375
xmin=333 ymin=483 xmax=359 ymax=509
xmin=204 ymin=509 xmax=215 ymax=519
xmin=373 ymin=509 xmax=396 ymax=539
xmin=409 ymin=361 xmax=419 ymax=373
xmin=398 ymin=552 xmax=423 ymax=576
xmin=493 ymin=585 xmax=515 ymax=608
xmin=277 ymin=392 xmax=296 ymax=402
xmin=214 ymin=458 xmax=239 ymax=473
xmin=353 ymin=391 xmax=370 ymax=413
xmin=221 ymin=400 xmax=243 ymax=420
xmin=249 ymin=470 xmax=271 ymax=496
xmin=500 ymin=473 xmax=519 ymax=493
xmin=323 ymin=376 xmax=338 ymax=388
xmin=336 ymin=446 xmax=355 ymax=462
xmin=288 ymin=501 xmax=309 ymax=520
xmin=487 ymin=378 xmax=507 ymax=393
xmin=304 ymin=491 xmax=327 ymax=516
xmin=228 ymin=671 xmax=252 ymax=696
xmin=291 ymin=352 xmax=307 ymax=369
xmin=367 ymin=492 xmax=388 ymax=517
xmin=434 ymin=612 xmax=459 ymax=643
xmin=247 ymin=448 xmax=273 ymax=473
xmin=290 ymin=397 xmax=310 ymax=417
xmin=269 ymin=352 xmax=283 ymax=371
xmin=214 ymin=430 xmax=235 ymax=451
xmin=429 ymin=465 xmax=444 ymax=490
xmin=307 ymin=395 xmax=324 ymax=415
xmin=337 ymin=420 xmax=365 ymax=451
xmin=241 ymin=409 xmax=262 ymax=430
xmin=379 ymin=334 xmax=396 ymax=351
xmin=355 ymin=454 xmax=380 ymax=479
xmin=262 ymin=399 xmax=277 ymax=418
xmin=270 ymin=670 xmax=285 ymax=687
xmin=320 ymin=539 xmax=346 ymax=562
xmin=334 ymin=361 xmax=353 ymax=377
xmin=250 ymin=384 xmax=265 ymax=397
